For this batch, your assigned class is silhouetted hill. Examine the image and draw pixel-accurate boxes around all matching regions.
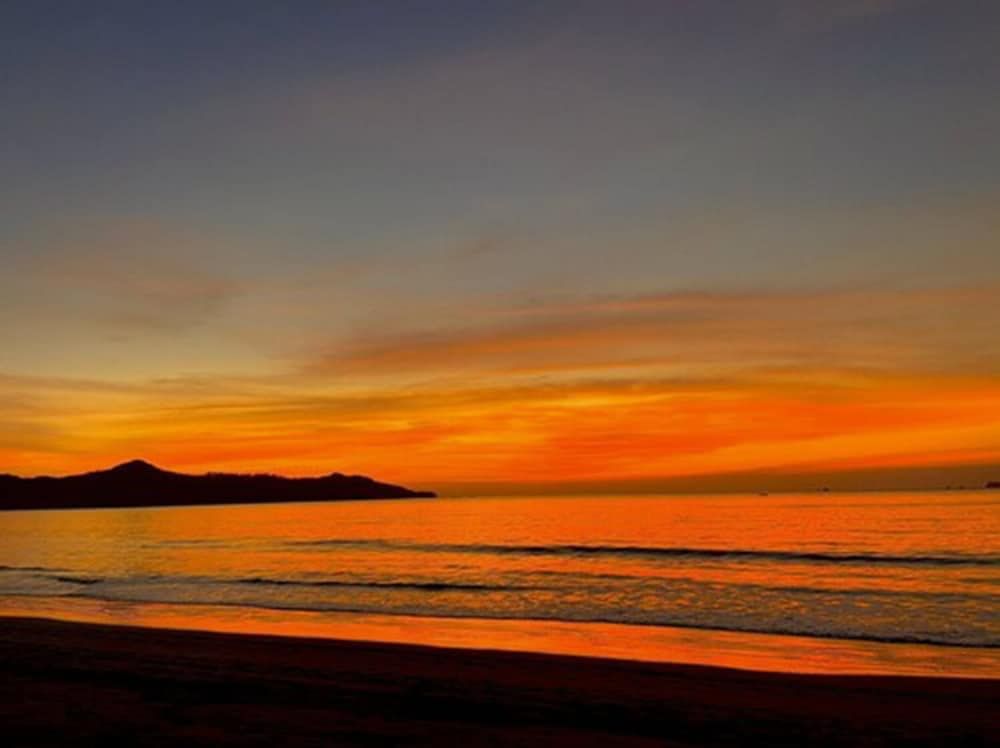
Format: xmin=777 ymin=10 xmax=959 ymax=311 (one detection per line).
xmin=987 ymin=481 xmax=1000 ymax=489
xmin=0 ymin=461 xmax=435 ymax=511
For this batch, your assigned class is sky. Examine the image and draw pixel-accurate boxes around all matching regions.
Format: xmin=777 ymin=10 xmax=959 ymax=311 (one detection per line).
xmin=2 ymin=0 xmax=999 ymax=492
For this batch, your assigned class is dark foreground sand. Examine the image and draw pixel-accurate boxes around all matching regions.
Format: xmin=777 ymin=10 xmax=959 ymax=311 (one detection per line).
xmin=0 ymin=617 xmax=996 ymax=747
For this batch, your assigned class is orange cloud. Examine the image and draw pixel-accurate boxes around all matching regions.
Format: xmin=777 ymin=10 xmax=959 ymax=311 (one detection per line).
xmin=3 ymin=368 xmax=998 ymax=488
xmin=307 ymin=285 xmax=1000 ymax=381
xmin=2 ymin=286 xmax=998 ymax=490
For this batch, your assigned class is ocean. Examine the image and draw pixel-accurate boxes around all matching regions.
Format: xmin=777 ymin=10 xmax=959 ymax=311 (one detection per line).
xmin=1 ymin=491 xmax=997 ymax=677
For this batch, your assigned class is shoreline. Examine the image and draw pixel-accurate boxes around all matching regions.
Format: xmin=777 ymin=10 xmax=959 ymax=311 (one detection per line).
xmin=2 ymin=616 xmax=997 ymax=746
xmin=0 ymin=596 xmax=1000 ymax=679
xmin=3 ymin=595 xmax=999 ymax=679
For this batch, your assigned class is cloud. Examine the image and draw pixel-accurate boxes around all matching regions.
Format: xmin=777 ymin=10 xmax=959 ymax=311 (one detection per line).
xmin=3 ymin=357 xmax=999 ymax=483
xmin=3 ymin=284 xmax=998 ymax=485
xmin=23 ymin=218 xmax=240 ymax=334
xmin=304 ymin=286 xmax=1000 ymax=382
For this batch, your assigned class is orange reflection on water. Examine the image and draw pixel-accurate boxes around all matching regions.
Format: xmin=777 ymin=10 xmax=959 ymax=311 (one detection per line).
xmin=0 ymin=492 xmax=997 ymax=678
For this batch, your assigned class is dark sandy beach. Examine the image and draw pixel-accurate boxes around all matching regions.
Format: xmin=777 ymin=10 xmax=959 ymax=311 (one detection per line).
xmin=0 ymin=617 xmax=996 ymax=747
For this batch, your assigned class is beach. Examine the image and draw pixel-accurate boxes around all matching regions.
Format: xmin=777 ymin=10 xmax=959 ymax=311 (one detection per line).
xmin=1 ymin=617 xmax=996 ymax=747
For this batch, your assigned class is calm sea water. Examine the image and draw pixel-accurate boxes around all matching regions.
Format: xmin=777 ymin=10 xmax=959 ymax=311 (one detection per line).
xmin=1 ymin=492 xmax=997 ymax=676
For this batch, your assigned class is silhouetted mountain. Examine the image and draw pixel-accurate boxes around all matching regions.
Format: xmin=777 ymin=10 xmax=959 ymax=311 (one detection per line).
xmin=987 ymin=481 xmax=1000 ymax=489
xmin=0 ymin=461 xmax=435 ymax=511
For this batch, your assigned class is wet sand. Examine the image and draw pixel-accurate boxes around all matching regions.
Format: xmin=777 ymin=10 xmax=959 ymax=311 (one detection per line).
xmin=1 ymin=617 xmax=996 ymax=746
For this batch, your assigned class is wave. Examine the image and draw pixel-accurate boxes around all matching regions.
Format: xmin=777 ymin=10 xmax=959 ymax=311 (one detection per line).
xmin=19 ymin=591 xmax=997 ymax=649
xmin=0 ymin=564 xmax=62 ymax=573
xmin=289 ymin=539 xmax=1000 ymax=567
xmin=4 ymin=568 xmax=995 ymax=649
xmin=24 ymin=569 xmax=997 ymax=603
xmin=236 ymin=577 xmax=538 ymax=592
xmin=21 ymin=571 xmax=537 ymax=594
xmin=19 ymin=568 xmax=997 ymax=602
xmin=52 ymin=576 xmax=103 ymax=586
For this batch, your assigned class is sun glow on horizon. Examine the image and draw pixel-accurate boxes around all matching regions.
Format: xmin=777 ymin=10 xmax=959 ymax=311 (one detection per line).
xmin=3 ymin=286 xmax=998 ymax=490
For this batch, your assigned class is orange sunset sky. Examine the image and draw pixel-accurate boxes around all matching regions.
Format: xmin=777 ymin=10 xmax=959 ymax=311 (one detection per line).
xmin=2 ymin=2 xmax=999 ymax=493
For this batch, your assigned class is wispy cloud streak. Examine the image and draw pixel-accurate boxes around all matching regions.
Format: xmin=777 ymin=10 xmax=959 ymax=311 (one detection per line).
xmin=3 ymin=285 xmax=998 ymax=485
xmin=306 ymin=286 xmax=1000 ymax=381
